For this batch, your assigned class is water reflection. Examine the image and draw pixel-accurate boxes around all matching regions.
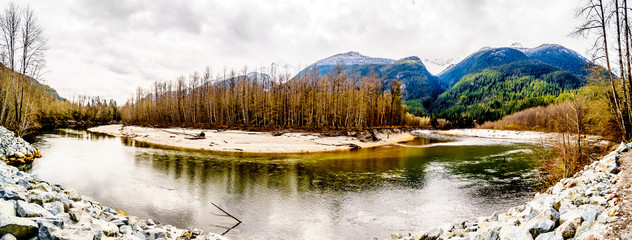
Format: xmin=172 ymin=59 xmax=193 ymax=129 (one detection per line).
xmin=31 ymin=130 xmax=543 ymax=239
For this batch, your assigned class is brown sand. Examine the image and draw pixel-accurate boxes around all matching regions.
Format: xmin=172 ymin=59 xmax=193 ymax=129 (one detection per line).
xmin=88 ymin=125 xmax=416 ymax=153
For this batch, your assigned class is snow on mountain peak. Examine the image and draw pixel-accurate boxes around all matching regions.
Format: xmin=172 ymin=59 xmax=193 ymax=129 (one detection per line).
xmin=309 ymin=51 xmax=395 ymax=67
xmin=423 ymin=57 xmax=461 ymax=75
xmin=514 ymin=44 xmax=588 ymax=62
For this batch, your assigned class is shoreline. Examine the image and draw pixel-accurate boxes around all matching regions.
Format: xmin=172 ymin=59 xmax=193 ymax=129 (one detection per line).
xmin=0 ymin=126 xmax=226 ymax=240
xmin=88 ymin=124 xmax=417 ymax=154
xmin=435 ymin=128 xmax=610 ymax=145
xmin=403 ymin=143 xmax=632 ymax=239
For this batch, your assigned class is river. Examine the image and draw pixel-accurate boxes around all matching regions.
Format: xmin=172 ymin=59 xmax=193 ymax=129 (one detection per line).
xmin=30 ymin=129 xmax=545 ymax=239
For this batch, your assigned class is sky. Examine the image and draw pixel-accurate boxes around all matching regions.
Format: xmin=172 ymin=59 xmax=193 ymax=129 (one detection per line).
xmin=0 ymin=0 xmax=588 ymax=103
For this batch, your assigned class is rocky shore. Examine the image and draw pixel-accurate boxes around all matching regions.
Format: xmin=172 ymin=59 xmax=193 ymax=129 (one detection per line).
xmin=0 ymin=127 xmax=41 ymax=165
xmin=0 ymin=127 xmax=226 ymax=240
xmin=399 ymin=142 xmax=631 ymax=240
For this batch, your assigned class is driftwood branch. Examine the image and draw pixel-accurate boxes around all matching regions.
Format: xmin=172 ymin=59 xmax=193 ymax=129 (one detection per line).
xmin=211 ymin=202 xmax=242 ymax=223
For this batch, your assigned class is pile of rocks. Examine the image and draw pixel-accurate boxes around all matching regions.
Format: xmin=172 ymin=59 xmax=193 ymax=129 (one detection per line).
xmin=0 ymin=127 xmax=226 ymax=240
xmin=401 ymin=142 xmax=631 ymax=240
xmin=0 ymin=127 xmax=41 ymax=165
xmin=0 ymin=160 xmax=227 ymax=240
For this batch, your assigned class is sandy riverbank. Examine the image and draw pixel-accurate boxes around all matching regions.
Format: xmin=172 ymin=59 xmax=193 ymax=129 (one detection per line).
xmin=436 ymin=128 xmax=608 ymax=145
xmin=88 ymin=125 xmax=416 ymax=153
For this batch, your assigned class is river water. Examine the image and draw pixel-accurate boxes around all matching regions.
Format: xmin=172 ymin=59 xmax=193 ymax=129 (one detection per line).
xmin=30 ymin=129 xmax=544 ymax=239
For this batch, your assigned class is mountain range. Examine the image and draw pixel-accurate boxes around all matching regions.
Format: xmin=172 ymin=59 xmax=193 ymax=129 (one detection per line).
xmin=296 ymin=44 xmax=594 ymax=124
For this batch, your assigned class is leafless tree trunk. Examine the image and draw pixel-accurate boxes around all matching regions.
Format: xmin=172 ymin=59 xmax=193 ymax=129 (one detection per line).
xmin=574 ymin=0 xmax=629 ymax=139
xmin=0 ymin=3 xmax=47 ymax=136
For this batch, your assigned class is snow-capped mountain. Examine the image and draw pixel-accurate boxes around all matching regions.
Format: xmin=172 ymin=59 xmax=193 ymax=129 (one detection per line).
xmin=436 ymin=44 xmax=592 ymax=88
xmin=308 ymin=51 xmax=395 ymax=67
xmin=437 ymin=47 xmax=529 ymax=87
xmin=513 ymin=44 xmax=591 ymax=78
xmin=423 ymin=57 xmax=462 ymax=75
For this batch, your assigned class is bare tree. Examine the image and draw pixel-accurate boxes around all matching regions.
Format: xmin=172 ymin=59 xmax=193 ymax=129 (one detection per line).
xmin=574 ymin=0 xmax=629 ymax=139
xmin=0 ymin=2 xmax=47 ymax=136
xmin=0 ymin=2 xmax=19 ymax=127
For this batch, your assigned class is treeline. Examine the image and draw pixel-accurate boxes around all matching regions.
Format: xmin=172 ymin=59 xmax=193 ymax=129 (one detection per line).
xmin=481 ymin=70 xmax=617 ymax=186
xmin=431 ymin=64 xmax=580 ymax=126
xmin=121 ymin=66 xmax=416 ymax=130
xmin=480 ymin=77 xmax=618 ymax=139
xmin=36 ymin=96 xmax=121 ymax=129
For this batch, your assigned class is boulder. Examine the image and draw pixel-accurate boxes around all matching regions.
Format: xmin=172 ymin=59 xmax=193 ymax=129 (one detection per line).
xmin=534 ymin=231 xmax=563 ymax=240
xmin=559 ymin=209 xmax=582 ymax=225
xmin=0 ymin=234 xmax=16 ymax=240
xmin=120 ymin=225 xmax=132 ymax=235
xmin=555 ymin=218 xmax=581 ymax=239
xmin=539 ymin=208 xmax=559 ymax=222
xmin=470 ymin=230 xmax=499 ymax=240
xmin=43 ymin=202 xmax=64 ymax=216
xmin=499 ymin=226 xmax=533 ymax=240
xmin=30 ymin=182 xmax=52 ymax=192
xmin=64 ymin=189 xmax=81 ymax=202
xmin=93 ymin=219 xmax=118 ymax=237
xmin=580 ymin=204 xmax=603 ymax=224
xmin=0 ymin=199 xmax=15 ymax=217
xmin=16 ymin=200 xmax=53 ymax=218
xmin=0 ymin=187 xmax=26 ymax=201
xmin=0 ymin=215 xmax=38 ymax=239
xmin=37 ymin=221 xmax=61 ymax=240
xmin=525 ymin=218 xmax=555 ymax=238
xmin=142 ymin=228 xmax=167 ymax=239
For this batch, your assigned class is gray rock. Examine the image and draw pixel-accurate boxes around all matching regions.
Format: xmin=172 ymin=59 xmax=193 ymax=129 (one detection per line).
xmin=0 ymin=199 xmax=15 ymax=217
xmin=68 ymin=208 xmax=86 ymax=223
xmin=574 ymin=221 xmax=593 ymax=239
xmin=525 ymin=218 xmax=555 ymax=238
xmin=499 ymin=226 xmax=533 ymax=240
xmin=559 ymin=209 xmax=582 ymax=225
xmin=142 ymin=228 xmax=167 ymax=239
xmin=15 ymin=179 xmax=30 ymax=189
xmin=107 ymin=215 xmax=128 ymax=226
xmin=539 ymin=208 xmax=559 ymax=222
xmin=30 ymin=182 xmax=52 ymax=192
xmin=93 ymin=219 xmax=118 ymax=237
xmin=27 ymin=190 xmax=54 ymax=205
xmin=37 ymin=221 xmax=61 ymax=240
xmin=580 ymin=204 xmax=603 ymax=224
xmin=16 ymin=200 xmax=52 ymax=218
xmin=0 ymin=233 xmax=16 ymax=240
xmin=0 ymin=215 xmax=38 ymax=239
xmin=64 ymin=189 xmax=81 ymax=202
xmin=534 ymin=231 xmax=563 ymax=240
xmin=31 ymin=216 xmax=65 ymax=228
xmin=0 ymin=187 xmax=26 ymax=201
xmin=471 ymin=230 xmax=499 ymax=240
xmin=43 ymin=202 xmax=64 ymax=216
xmin=120 ymin=225 xmax=132 ymax=235
xmin=555 ymin=218 xmax=580 ymax=239
xmin=128 ymin=216 xmax=140 ymax=231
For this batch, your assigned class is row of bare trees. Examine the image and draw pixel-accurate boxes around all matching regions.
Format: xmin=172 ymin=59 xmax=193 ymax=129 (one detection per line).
xmin=121 ymin=66 xmax=409 ymax=130
xmin=0 ymin=2 xmax=46 ymax=136
xmin=36 ymin=95 xmax=120 ymax=128
xmin=575 ymin=0 xmax=632 ymax=140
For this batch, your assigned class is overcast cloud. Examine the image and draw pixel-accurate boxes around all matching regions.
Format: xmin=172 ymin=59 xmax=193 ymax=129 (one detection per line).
xmin=0 ymin=0 xmax=586 ymax=103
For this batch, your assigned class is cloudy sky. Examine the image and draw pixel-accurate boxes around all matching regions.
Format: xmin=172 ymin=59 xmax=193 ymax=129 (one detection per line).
xmin=0 ymin=0 xmax=587 ymax=103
